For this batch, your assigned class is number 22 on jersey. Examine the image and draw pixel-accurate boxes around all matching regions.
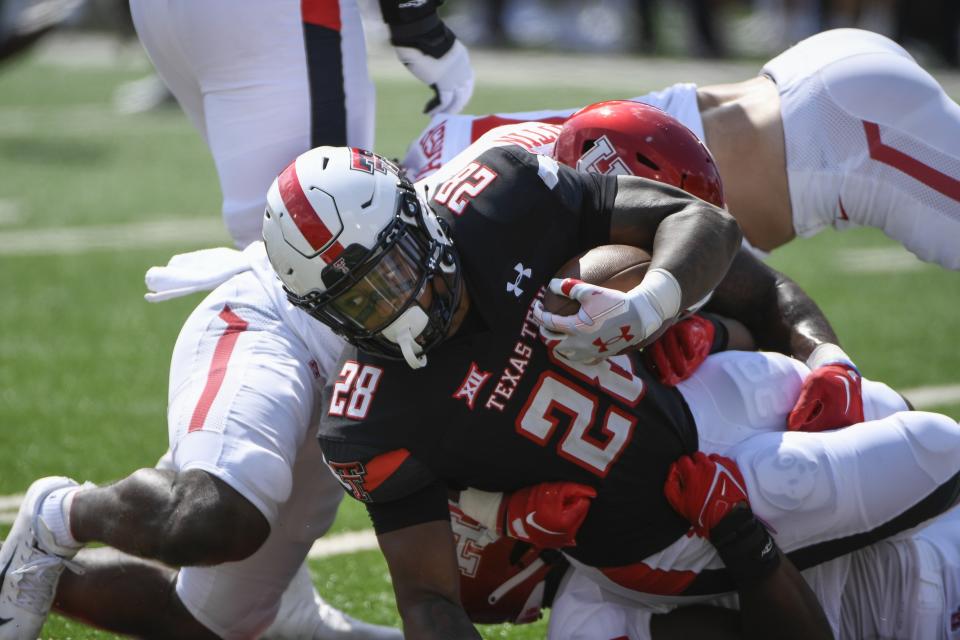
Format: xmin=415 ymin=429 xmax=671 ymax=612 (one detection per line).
xmin=433 ymin=162 xmax=498 ymax=215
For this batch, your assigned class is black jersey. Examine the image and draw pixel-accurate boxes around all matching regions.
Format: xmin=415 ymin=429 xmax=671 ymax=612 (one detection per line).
xmin=319 ymin=145 xmax=699 ymax=568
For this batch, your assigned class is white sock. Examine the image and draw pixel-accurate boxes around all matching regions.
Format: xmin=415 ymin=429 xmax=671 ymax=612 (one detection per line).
xmin=39 ymin=485 xmax=90 ymax=550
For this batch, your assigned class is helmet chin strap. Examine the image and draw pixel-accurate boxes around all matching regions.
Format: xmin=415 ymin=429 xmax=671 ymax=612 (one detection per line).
xmin=381 ymin=307 xmax=429 ymax=369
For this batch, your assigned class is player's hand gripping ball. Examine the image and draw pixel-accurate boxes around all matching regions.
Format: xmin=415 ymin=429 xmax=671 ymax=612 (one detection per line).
xmin=535 ymin=245 xmax=677 ymax=363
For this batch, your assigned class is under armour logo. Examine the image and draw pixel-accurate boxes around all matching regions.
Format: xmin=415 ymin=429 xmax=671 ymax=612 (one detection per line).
xmin=506 ymin=263 xmax=532 ymax=298
xmin=592 ymin=326 xmax=635 ymax=353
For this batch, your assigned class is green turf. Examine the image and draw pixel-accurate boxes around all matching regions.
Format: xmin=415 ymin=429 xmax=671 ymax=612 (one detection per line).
xmin=1 ymin=46 xmax=958 ymax=639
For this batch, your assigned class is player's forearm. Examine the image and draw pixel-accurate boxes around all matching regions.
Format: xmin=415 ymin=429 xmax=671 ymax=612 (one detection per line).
xmin=397 ymin=594 xmax=481 ymax=640
xmin=753 ymin=275 xmax=839 ymax=361
xmin=706 ymin=250 xmax=838 ymax=361
xmin=737 ymin=549 xmax=834 ymax=640
xmin=713 ymin=507 xmax=833 ymax=640
xmin=609 ymin=177 xmax=741 ymax=312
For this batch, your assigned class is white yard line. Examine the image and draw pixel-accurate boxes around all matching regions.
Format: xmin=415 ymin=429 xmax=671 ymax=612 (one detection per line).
xmin=902 ymin=384 xmax=960 ymax=410
xmin=835 ymin=247 xmax=929 ymax=274
xmin=0 ymin=220 xmax=936 ymax=277
xmin=307 ymin=529 xmax=380 ymax=559
xmin=0 ymin=200 xmax=21 ymax=225
xmin=35 ymin=33 xmax=960 ymax=95
xmin=0 ymin=218 xmax=228 ymax=255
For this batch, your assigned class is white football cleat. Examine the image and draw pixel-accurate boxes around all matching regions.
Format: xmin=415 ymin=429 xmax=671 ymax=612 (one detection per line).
xmin=0 ymin=477 xmax=84 ymax=640
xmin=263 ymin=562 xmax=402 ymax=640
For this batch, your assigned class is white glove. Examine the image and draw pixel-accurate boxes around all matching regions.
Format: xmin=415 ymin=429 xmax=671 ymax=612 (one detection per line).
xmin=532 ymin=268 xmax=682 ymax=363
xmin=394 ymin=39 xmax=474 ymax=115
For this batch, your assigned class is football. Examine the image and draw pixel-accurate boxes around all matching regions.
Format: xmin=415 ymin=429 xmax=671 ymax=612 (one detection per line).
xmin=541 ymin=244 xmax=652 ymax=316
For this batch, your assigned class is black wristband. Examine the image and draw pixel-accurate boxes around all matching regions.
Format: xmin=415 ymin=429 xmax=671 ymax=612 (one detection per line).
xmin=711 ymin=505 xmax=780 ymax=587
xmin=699 ymin=312 xmax=729 ymax=354
xmin=378 ymin=0 xmax=443 ymax=25
xmin=389 ymin=21 xmax=456 ymax=58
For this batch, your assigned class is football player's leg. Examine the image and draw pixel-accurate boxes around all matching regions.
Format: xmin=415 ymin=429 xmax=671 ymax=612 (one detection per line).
xmin=678 ymin=350 xmax=908 ymax=454
xmin=193 ymin=0 xmax=373 ymax=248
xmin=899 ymin=506 xmax=960 ymax=639
xmin=547 ymin=567 xmax=656 ymax=640
xmin=730 ymin=410 xmax=960 ymax=556
xmin=43 ymin=274 xmax=320 ymax=637
xmin=55 ymin=547 xmax=219 ymax=639
xmin=766 ymin=28 xmax=960 ymax=269
xmin=128 ymin=0 xmax=207 ymax=140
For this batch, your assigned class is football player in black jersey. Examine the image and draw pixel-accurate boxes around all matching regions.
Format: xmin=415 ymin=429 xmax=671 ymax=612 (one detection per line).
xmin=261 ymin=144 xmax=960 ymax=639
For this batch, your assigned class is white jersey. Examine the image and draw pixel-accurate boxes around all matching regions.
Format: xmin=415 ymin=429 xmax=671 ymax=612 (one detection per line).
xmin=149 ymin=243 xmax=348 ymax=639
xmin=763 ymin=28 xmax=960 ymax=269
xmin=404 ymin=82 xmax=704 ymax=183
xmin=551 ymin=505 xmax=960 ymax=640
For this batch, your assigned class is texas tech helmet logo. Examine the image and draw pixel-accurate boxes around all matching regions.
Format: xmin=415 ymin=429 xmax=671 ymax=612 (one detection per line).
xmin=349 ymin=148 xmax=399 ymax=176
xmin=576 ymin=135 xmax=633 ymax=176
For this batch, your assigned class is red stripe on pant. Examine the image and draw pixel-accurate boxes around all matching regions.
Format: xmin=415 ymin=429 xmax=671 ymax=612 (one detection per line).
xmin=302 ymin=0 xmax=341 ymax=31
xmin=863 ymin=120 xmax=960 ymax=202
xmin=188 ymin=305 xmax=249 ymax=432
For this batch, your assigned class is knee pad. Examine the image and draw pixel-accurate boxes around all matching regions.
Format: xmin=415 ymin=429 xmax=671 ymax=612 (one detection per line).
xmin=897 ymin=411 xmax=960 ymax=482
xmin=861 ymin=378 xmax=910 ymax=421
xmin=732 ymin=432 xmax=834 ymax=518
xmin=679 ymin=351 xmax=806 ymax=453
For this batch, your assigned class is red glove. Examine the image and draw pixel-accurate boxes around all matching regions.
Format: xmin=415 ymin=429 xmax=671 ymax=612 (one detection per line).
xmin=644 ymin=315 xmax=715 ymax=386
xmin=788 ymin=363 xmax=864 ymax=432
xmin=500 ymin=482 xmax=597 ymax=548
xmin=664 ymin=452 xmax=749 ymax=539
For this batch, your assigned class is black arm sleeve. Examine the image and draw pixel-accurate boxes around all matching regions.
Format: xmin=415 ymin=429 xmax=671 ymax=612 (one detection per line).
xmin=366 ymin=479 xmax=451 ymax=535
xmin=377 ymin=0 xmax=443 ymax=25
xmin=378 ymin=0 xmax=456 ymax=57
xmin=573 ymin=170 xmax=618 ymax=251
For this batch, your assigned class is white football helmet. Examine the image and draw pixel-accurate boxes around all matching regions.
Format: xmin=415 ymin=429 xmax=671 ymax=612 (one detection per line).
xmin=263 ymin=146 xmax=460 ymax=368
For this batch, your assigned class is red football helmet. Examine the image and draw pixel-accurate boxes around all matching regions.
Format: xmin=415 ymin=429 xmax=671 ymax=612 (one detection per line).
xmin=554 ymin=100 xmax=725 ymax=207
xmin=450 ymin=503 xmax=569 ymax=624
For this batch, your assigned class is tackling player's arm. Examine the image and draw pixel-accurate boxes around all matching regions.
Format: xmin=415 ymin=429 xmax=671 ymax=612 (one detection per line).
xmin=704 ymin=248 xmax=868 ymax=431
xmin=650 ymin=555 xmax=834 ymax=640
xmin=661 ymin=453 xmax=833 ymax=640
xmin=705 ymin=247 xmax=837 ymax=361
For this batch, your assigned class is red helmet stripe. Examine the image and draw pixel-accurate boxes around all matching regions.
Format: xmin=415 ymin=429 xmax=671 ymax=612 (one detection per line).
xmin=278 ymin=161 xmax=345 ymax=262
